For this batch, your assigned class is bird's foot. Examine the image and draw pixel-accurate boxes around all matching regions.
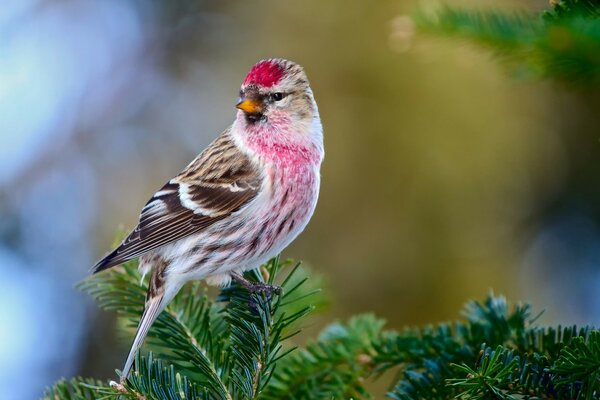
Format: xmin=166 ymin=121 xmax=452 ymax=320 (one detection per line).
xmin=231 ymin=273 xmax=282 ymax=299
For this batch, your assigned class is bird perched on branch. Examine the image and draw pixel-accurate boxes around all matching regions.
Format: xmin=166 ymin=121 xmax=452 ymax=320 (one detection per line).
xmin=92 ymin=58 xmax=324 ymax=381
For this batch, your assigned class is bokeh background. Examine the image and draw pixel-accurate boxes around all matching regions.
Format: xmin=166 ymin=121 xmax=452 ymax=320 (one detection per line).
xmin=2 ymin=0 xmax=600 ymax=398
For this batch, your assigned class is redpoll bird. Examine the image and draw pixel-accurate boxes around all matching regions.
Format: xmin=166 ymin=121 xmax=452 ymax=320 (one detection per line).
xmin=92 ymin=58 xmax=324 ymax=381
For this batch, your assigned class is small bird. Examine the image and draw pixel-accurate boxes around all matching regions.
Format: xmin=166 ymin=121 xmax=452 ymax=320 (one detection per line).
xmin=92 ymin=58 xmax=324 ymax=381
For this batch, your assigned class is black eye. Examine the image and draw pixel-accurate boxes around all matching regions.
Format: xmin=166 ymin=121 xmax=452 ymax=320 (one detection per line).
xmin=272 ymin=92 xmax=284 ymax=101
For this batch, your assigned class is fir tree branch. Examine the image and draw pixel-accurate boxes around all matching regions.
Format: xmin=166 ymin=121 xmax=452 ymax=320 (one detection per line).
xmin=121 ymin=353 xmax=212 ymax=400
xmin=412 ymin=1 xmax=600 ymax=85
xmin=70 ymin=256 xmax=320 ymax=400
xmin=47 ymin=240 xmax=600 ymax=399
xmin=43 ymin=378 xmax=115 ymax=400
xmin=263 ymin=314 xmax=386 ymax=399
xmin=219 ymin=259 xmax=314 ymax=399
xmin=553 ymin=331 xmax=600 ymax=399
xmin=448 ymin=346 xmax=524 ymax=399
xmin=78 ymin=262 xmax=232 ymax=399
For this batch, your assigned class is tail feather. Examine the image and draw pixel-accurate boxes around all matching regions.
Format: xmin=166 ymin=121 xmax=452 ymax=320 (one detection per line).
xmin=120 ymin=277 xmax=184 ymax=382
xmin=120 ymin=292 xmax=166 ymax=381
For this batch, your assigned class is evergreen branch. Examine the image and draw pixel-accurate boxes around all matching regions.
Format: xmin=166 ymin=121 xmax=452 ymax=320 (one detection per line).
xmin=448 ymin=346 xmax=524 ymax=399
xmin=74 ymin=256 xmax=320 ymax=400
xmin=121 ymin=353 xmax=211 ymax=400
xmin=50 ymin=238 xmax=600 ymax=399
xmin=382 ymin=297 xmax=597 ymax=399
xmin=43 ymin=355 xmax=206 ymax=400
xmin=412 ymin=2 xmax=600 ymax=85
xmin=544 ymin=0 xmax=600 ymax=19
xmin=43 ymin=378 xmax=115 ymax=400
xmin=219 ymin=258 xmax=315 ymax=399
xmin=373 ymin=295 xmax=530 ymax=376
xmin=385 ymin=326 xmax=599 ymax=398
xmin=263 ymin=314 xmax=386 ymax=399
xmin=388 ymin=359 xmax=458 ymax=400
xmin=553 ymin=331 xmax=600 ymax=399
xmin=78 ymin=263 xmax=232 ymax=398
xmin=122 ymin=353 xmax=209 ymax=400
xmin=146 ymin=285 xmax=231 ymax=398
xmin=414 ymin=8 xmax=541 ymax=50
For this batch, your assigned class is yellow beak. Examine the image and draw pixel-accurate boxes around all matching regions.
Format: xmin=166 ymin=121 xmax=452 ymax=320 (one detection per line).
xmin=236 ymin=99 xmax=263 ymax=114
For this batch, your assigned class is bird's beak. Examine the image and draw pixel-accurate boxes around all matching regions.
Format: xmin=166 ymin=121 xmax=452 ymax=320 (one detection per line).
xmin=236 ymin=98 xmax=263 ymax=114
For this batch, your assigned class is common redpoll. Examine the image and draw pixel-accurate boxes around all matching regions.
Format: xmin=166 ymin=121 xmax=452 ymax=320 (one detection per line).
xmin=92 ymin=58 xmax=324 ymax=381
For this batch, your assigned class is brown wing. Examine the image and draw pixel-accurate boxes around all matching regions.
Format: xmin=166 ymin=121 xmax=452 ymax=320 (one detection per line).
xmin=92 ymin=131 xmax=261 ymax=273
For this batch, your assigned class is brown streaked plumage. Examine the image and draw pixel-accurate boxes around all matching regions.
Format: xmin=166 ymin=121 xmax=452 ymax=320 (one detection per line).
xmin=92 ymin=130 xmax=262 ymax=273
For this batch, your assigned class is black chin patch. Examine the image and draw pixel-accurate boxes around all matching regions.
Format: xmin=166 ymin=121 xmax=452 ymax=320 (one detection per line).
xmin=245 ymin=113 xmax=264 ymax=124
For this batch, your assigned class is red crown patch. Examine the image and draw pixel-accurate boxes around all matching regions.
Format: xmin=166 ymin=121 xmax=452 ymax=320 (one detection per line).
xmin=244 ymin=60 xmax=285 ymax=87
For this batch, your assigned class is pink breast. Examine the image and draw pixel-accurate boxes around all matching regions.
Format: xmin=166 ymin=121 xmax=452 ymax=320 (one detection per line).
xmin=259 ymin=162 xmax=319 ymax=253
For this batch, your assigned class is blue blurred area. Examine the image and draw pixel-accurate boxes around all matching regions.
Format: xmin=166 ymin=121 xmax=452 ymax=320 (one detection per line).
xmin=1 ymin=0 xmax=600 ymax=398
xmin=523 ymin=211 xmax=600 ymax=326
xmin=0 ymin=1 xmax=175 ymax=397
xmin=0 ymin=0 xmax=152 ymax=400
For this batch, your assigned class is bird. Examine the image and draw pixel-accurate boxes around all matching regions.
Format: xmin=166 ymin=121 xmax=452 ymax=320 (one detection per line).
xmin=92 ymin=58 xmax=324 ymax=382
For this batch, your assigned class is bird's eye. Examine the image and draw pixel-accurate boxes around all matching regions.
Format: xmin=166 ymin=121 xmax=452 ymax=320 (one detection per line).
xmin=272 ymin=92 xmax=284 ymax=101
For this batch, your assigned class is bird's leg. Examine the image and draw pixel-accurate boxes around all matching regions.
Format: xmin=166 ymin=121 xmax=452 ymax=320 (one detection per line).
xmin=231 ymin=272 xmax=282 ymax=298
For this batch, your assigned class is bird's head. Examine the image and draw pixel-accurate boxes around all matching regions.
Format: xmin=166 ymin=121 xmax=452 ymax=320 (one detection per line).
xmin=236 ymin=59 xmax=318 ymax=128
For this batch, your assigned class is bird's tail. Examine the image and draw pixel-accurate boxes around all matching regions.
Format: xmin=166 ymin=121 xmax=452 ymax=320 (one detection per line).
xmin=120 ymin=292 xmax=166 ymax=381
xmin=119 ymin=274 xmax=190 ymax=383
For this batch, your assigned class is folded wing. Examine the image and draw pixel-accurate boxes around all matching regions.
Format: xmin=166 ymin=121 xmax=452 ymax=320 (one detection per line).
xmin=92 ymin=132 xmax=261 ymax=273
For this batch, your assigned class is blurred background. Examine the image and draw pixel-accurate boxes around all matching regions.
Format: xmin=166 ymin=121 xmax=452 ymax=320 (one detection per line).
xmin=1 ymin=0 xmax=600 ymax=398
